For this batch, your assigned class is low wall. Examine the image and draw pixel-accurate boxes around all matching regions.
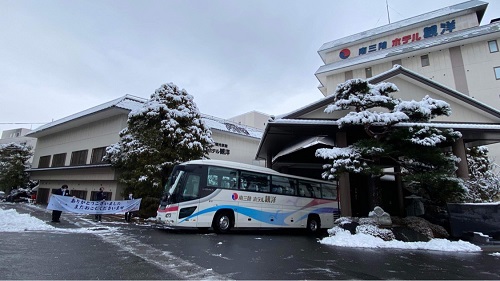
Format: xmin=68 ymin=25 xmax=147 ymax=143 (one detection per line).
xmin=447 ymin=203 xmax=500 ymax=239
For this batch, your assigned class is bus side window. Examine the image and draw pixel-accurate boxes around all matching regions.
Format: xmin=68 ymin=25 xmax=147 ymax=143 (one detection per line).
xmin=298 ymin=181 xmax=312 ymax=197
xmin=181 ymin=174 xmax=200 ymax=201
xmin=271 ymin=184 xmax=283 ymax=194
xmin=240 ymin=171 xmax=269 ymax=192
xmin=208 ymin=167 xmax=238 ymax=189
xmin=321 ymin=183 xmax=337 ymax=199
xmin=248 ymin=183 xmax=259 ymax=191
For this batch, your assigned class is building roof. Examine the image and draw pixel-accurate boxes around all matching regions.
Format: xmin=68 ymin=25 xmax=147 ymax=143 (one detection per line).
xmin=201 ymin=114 xmax=263 ymax=139
xmin=315 ymin=20 xmax=500 ymax=85
xmin=286 ymin=65 xmax=500 ymax=120
xmin=27 ymin=95 xmax=147 ymax=137
xmin=26 ymin=95 xmax=263 ymax=139
xmin=317 ymin=0 xmax=488 ymax=61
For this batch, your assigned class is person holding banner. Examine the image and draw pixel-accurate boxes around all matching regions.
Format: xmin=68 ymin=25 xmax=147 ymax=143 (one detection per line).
xmin=124 ymin=193 xmax=134 ymax=222
xmin=51 ymin=184 xmax=70 ymax=222
xmin=94 ymin=186 xmax=106 ymax=222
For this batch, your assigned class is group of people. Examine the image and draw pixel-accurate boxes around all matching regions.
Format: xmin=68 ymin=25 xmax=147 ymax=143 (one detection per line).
xmin=51 ymin=184 xmax=136 ymax=223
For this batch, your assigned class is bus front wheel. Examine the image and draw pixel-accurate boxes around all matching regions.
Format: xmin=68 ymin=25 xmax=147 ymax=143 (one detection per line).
xmin=307 ymin=215 xmax=321 ymax=234
xmin=213 ymin=212 xmax=232 ymax=234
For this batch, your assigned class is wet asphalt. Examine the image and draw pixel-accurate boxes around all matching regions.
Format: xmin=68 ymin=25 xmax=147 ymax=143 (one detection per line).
xmin=1 ymin=202 xmax=500 ymax=280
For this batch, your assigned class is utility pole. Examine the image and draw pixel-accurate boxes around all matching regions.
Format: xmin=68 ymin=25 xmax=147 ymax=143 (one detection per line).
xmin=386 ymin=0 xmax=391 ymax=24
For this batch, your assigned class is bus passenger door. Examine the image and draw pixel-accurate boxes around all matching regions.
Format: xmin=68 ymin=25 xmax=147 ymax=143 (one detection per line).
xmin=177 ymin=173 xmax=201 ymax=228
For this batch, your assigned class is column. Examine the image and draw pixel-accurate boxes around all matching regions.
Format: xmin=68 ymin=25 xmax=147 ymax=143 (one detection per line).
xmin=336 ymin=131 xmax=352 ymax=217
xmin=452 ymin=137 xmax=469 ymax=179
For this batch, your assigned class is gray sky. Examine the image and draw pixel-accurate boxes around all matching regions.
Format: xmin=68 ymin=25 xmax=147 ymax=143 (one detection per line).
xmin=1 ymin=0 xmax=499 ymax=134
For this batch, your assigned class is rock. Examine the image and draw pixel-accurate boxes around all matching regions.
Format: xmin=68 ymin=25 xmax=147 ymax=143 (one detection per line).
xmin=368 ymin=206 xmax=392 ymax=227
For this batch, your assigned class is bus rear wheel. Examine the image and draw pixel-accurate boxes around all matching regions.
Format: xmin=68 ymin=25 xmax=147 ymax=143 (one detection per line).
xmin=307 ymin=215 xmax=321 ymax=234
xmin=213 ymin=212 xmax=232 ymax=234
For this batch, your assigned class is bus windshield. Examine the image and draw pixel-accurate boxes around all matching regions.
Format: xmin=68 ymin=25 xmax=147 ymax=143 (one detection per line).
xmin=166 ymin=170 xmax=184 ymax=197
xmin=160 ymin=167 xmax=184 ymax=205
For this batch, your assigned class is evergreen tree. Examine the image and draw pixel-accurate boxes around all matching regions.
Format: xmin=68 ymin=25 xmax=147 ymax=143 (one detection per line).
xmin=105 ymin=83 xmax=214 ymax=201
xmin=463 ymin=146 xmax=500 ymax=202
xmin=0 ymin=142 xmax=32 ymax=192
xmin=316 ymin=79 xmax=463 ymax=205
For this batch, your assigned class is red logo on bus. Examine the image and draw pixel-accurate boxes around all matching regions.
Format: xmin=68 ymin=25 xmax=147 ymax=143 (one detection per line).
xmin=232 ymin=193 xmax=238 ymax=200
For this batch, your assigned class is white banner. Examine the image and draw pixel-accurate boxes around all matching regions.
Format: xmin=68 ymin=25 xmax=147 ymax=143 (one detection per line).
xmin=47 ymin=195 xmax=142 ymax=214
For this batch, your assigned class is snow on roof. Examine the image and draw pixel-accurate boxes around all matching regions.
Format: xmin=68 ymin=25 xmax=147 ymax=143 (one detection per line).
xmin=271 ymin=118 xmax=500 ymax=131
xmin=284 ymin=64 xmax=500 ymax=120
xmin=318 ymin=0 xmax=488 ymax=57
xmin=369 ymin=65 xmax=500 ymax=117
xmin=27 ymin=94 xmax=263 ymax=139
xmin=316 ymin=21 xmax=500 ymax=78
xmin=201 ymin=114 xmax=263 ymax=139
xmin=28 ymin=95 xmax=147 ymax=135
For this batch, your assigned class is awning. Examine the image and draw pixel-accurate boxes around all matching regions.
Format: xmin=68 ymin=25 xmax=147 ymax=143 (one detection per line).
xmin=272 ymin=136 xmax=335 ymax=163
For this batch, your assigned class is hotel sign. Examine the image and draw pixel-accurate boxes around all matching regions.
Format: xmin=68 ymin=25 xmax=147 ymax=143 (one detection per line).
xmin=339 ymin=19 xmax=456 ymax=59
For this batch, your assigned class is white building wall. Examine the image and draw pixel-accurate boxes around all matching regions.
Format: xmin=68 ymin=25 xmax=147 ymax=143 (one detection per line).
xmin=386 ymin=77 xmax=498 ymax=123
xmin=462 ymin=38 xmax=500 ymax=106
xmin=228 ymin=111 xmax=270 ymax=130
xmin=209 ymin=130 xmax=265 ymax=166
xmin=32 ymin=115 xmax=125 ymax=167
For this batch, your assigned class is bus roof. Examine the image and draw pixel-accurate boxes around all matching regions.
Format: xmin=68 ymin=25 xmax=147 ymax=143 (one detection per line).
xmin=181 ymin=159 xmax=335 ymax=184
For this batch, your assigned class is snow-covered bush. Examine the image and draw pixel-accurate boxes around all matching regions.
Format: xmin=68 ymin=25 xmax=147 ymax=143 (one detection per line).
xmin=356 ymin=224 xmax=395 ymax=241
xmin=0 ymin=142 xmax=33 ymax=191
xmin=328 ymin=226 xmax=350 ymax=236
xmin=334 ymin=216 xmax=357 ymax=225
xmin=463 ymin=146 xmax=500 ymax=203
xmin=358 ymin=217 xmax=377 ymax=226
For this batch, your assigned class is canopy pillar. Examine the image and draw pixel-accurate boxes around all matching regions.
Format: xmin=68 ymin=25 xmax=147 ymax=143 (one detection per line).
xmin=452 ymin=137 xmax=469 ymax=179
xmin=336 ymin=131 xmax=352 ymax=217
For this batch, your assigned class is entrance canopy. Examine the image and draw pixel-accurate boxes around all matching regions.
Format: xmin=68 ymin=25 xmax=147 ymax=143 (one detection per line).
xmin=272 ymin=136 xmax=335 ymax=163
xmin=256 ymin=118 xmax=500 ymax=174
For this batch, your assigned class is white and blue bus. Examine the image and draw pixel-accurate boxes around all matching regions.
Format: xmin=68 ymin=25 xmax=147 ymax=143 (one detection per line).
xmin=156 ymin=159 xmax=340 ymax=234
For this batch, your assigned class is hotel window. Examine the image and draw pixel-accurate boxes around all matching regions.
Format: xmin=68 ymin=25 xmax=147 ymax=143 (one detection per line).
xmin=70 ymin=150 xmax=88 ymax=166
xmin=51 ymin=153 xmax=67 ymax=167
xmin=39 ymin=155 xmax=51 ymax=168
xmin=421 ymin=55 xmax=430 ymax=67
xmin=90 ymin=147 xmax=107 ymax=164
xmin=365 ymin=67 xmax=372 ymax=78
xmin=488 ymin=40 xmax=498 ymax=53
xmin=494 ymin=67 xmax=500 ymax=80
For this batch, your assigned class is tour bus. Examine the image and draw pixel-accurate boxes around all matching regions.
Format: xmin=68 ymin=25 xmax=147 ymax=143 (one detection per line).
xmin=156 ymin=159 xmax=340 ymax=234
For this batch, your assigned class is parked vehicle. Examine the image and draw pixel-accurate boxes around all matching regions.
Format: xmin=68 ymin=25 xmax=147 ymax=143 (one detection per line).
xmin=157 ymin=159 xmax=340 ymax=234
xmin=6 ymin=188 xmax=30 ymax=203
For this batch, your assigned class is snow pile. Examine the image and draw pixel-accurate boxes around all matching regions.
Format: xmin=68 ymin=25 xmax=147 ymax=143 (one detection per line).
xmin=320 ymin=227 xmax=481 ymax=252
xmin=0 ymin=208 xmax=57 ymax=232
xmin=0 ymin=208 xmax=116 ymax=234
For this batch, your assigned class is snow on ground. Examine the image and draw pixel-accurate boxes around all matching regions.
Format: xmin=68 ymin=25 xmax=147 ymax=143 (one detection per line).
xmin=0 ymin=205 xmax=497 ymax=255
xmin=319 ymin=227 xmax=482 ymax=252
xmin=0 ymin=207 xmax=116 ymax=234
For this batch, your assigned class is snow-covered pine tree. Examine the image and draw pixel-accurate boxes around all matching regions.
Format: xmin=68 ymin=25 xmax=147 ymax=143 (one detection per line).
xmin=463 ymin=146 xmax=500 ymax=202
xmin=316 ymin=78 xmax=463 ymax=205
xmin=0 ymin=142 xmax=32 ymax=192
xmin=105 ymin=83 xmax=214 ymax=201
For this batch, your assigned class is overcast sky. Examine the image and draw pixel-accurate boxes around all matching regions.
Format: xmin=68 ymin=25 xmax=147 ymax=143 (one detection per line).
xmin=1 ymin=0 xmax=499 ymax=134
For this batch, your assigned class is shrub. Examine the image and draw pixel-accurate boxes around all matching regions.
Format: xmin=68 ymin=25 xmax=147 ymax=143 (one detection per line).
xmin=138 ymin=196 xmax=160 ymax=219
xmin=402 ymin=217 xmax=434 ymax=239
